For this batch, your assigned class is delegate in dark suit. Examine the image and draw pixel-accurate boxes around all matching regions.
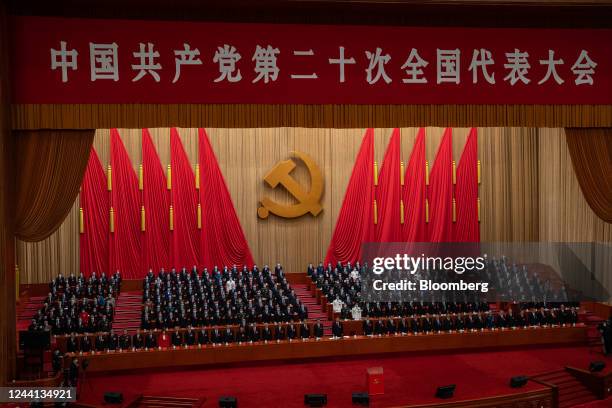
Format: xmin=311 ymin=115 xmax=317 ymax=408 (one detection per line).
xmin=332 ymin=320 xmax=343 ymax=337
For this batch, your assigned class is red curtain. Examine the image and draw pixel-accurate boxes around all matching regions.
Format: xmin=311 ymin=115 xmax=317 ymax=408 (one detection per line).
xmin=142 ymin=129 xmax=171 ymax=273
xmin=455 ymin=128 xmax=480 ymax=242
xmin=429 ymin=128 xmax=454 ymax=242
xmin=198 ymin=128 xmax=254 ymax=269
xmin=109 ymin=129 xmax=142 ymax=278
xmin=402 ymin=128 xmax=428 ymax=242
xmin=170 ymin=128 xmax=201 ymax=270
xmin=376 ymin=128 xmax=402 ymax=242
xmin=325 ymin=129 xmax=375 ymax=265
xmin=79 ymin=148 xmax=108 ymax=277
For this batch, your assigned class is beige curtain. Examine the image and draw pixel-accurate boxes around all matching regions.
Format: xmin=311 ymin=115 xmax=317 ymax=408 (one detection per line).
xmin=479 ymin=128 xmax=539 ymax=242
xmin=538 ymin=129 xmax=612 ymax=243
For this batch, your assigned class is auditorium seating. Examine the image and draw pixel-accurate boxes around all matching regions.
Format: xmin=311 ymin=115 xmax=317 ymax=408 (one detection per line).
xmin=141 ymin=264 xmax=309 ymax=330
xmin=28 ymin=272 xmax=121 ymax=336
xmin=30 ymin=259 xmax=583 ymax=365
xmin=307 ymin=260 xmax=580 ymax=330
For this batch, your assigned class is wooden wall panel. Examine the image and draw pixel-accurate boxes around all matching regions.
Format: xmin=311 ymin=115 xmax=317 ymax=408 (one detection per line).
xmin=16 ymin=127 xmax=610 ymax=285
xmin=11 ymin=104 xmax=612 ymax=130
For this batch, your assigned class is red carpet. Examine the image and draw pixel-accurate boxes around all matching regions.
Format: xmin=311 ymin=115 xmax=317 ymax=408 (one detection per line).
xmin=16 ymin=295 xmax=45 ymax=331
xmin=113 ymin=291 xmax=143 ymax=333
xmin=78 ymin=345 xmax=612 ymax=407
xmin=293 ymin=284 xmax=332 ymax=336
xmin=531 ymin=370 xmax=598 ymax=408
xmin=574 ymin=397 xmax=612 ymax=407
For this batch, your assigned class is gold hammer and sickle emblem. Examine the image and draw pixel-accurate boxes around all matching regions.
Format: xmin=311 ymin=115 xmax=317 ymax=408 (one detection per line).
xmin=257 ymin=151 xmax=324 ymax=219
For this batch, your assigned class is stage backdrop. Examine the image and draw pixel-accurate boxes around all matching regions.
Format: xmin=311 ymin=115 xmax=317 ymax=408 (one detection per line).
xmin=16 ymin=127 xmax=612 ymax=285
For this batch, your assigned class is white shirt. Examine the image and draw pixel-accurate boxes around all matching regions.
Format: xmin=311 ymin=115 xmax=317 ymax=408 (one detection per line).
xmin=332 ymin=298 xmax=344 ymax=313
xmin=351 ymin=305 xmax=362 ymax=320
xmin=225 ymin=279 xmax=236 ymax=292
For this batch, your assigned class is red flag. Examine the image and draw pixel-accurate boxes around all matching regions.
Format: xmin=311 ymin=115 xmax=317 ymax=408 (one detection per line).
xmin=325 ymin=129 xmax=375 ymax=265
xmin=79 ymin=148 xmax=108 ymax=277
xmin=109 ymin=129 xmax=142 ymax=278
xmin=429 ymin=128 xmax=454 ymax=242
xmin=376 ymin=128 xmax=402 ymax=242
xmin=402 ymin=128 xmax=428 ymax=242
xmin=142 ymin=129 xmax=171 ymax=273
xmin=198 ymin=128 xmax=254 ymax=269
xmin=455 ymin=128 xmax=480 ymax=242
xmin=170 ymin=128 xmax=200 ymax=270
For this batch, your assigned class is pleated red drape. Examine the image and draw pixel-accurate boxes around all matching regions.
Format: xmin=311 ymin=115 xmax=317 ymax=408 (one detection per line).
xmin=402 ymin=128 xmax=428 ymax=242
xmin=376 ymin=128 xmax=402 ymax=242
xmin=324 ymin=129 xmax=375 ymax=265
xmin=198 ymin=129 xmax=254 ymax=270
xmin=429 ymin=128 xmax=454 ymax=242
xmin=109 ymin=129 xmax=142 ymax=278
xmin=142 ymin=129 xmax=171 ymax=273
xmin=170 ymin=128 xmax=200 ymax=270
xmin=455 ymin=128 xmax=480 ymax=242
xmin=79 ymin=148 xmax=108 ymax=277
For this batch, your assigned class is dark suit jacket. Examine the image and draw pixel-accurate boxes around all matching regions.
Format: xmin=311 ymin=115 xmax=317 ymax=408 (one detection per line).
xmin=119 ymin=335 xmax=131 ymax=349
xmin=145 ymin=333 xmax=157 ymax=348
xmin=332 ymin=322 xmax=343 ymax=337
xmin=172 ymin=331 xmax=183 ymax=346
xmin=300 ymin=324 xmax=310 ymax=338
xmin=363 ymin=321 xmax=373 ymax=335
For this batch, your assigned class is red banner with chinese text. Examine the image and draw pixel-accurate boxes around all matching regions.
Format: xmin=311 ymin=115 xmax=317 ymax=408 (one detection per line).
xmin=9 ymin=16 xmax=612 ymax=104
